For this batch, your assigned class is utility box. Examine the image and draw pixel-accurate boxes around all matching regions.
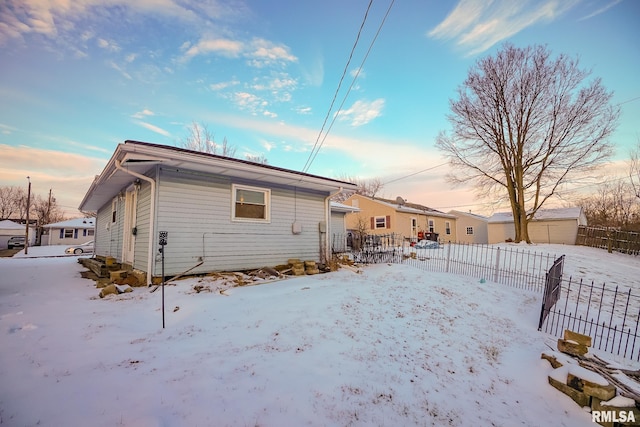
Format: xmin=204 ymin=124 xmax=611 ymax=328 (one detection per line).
xmin=318 ymin=221 xmax=327 ymax=233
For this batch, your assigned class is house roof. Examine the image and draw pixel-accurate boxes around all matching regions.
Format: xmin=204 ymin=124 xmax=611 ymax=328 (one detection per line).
xmin=448 ymin=210 xmax=489 ymax=222
xmin=0 ymin=219 xmax=25 ymax=230
xmin=79 ymin=140 xmax=359 ymax=212
xmin=487 ymin=207 xmax=584 ymax=223
xmin=364 ymin=196 xmax=456 ymax=219
xmin=43 ymin=218 xmax=95 ymax=229
xmin=330 ymin=201 xmax=360 ymax=213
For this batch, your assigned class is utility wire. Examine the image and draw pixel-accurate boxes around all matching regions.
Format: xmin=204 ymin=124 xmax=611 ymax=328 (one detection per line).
xmin=303 ymin=0 xmax=395 ymax=173
xmin=302 ymin=0 xmax=373 ymax=173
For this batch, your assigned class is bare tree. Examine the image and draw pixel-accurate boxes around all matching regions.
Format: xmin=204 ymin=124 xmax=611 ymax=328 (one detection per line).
xmin=436 ymin=44 xmax=619 ymax=243
xmin=33 ymin=192 xmax=65 ymax=225
xmin=180 ymin=121 xmax=237 ymax=157
xmin=0 ymin=186 xmax=22 ymax=219
xmin=245 ymin=154 xmax=269 ymax=165
xmin=580 ymin=181 xmax=640 ymax=231
xmin=332 ymin=175 xmax=383 ymax=203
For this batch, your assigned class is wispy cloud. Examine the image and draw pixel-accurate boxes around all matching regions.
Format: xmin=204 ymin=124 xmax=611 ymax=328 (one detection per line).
xmin=336 ymin=99 xmax=385 ymax=127
xmin=131 ymin=109 xmax=155 ymax=119
xmin=135 ymin=121 xmax=171 ymax=137
xmin=579 ymin=0 xmax=622 ymax=21
xmin=0 ymin=0 xmax=240 ymax=46
xmin=429 ymin=0 xmax=579 ymax=56
xmin=181 ymin=36 xmax=297 ymax=68
xmin=181 ymin=38 xmax=244 ymax=61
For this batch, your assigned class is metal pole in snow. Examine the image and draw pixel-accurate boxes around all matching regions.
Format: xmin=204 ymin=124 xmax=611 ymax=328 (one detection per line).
xmin=159 ymin=231 xmax=168 ymax=329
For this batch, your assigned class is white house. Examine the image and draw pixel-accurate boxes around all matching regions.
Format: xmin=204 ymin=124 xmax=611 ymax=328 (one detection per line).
xmin=487 ymin=207 xmax=587 ymax=244
xmin=42 ymin=218 xmax=95 ymax=246
xmin=78 ymin=140 xmax=358 ymax=284
xmin=449 ymin=210 xmax=488 ymax=244
xmin=0 ymin=219 xmax=35 ymax=249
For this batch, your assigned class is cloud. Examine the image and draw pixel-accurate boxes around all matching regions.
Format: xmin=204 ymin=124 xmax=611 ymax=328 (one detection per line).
xmin=428 ymin=0 xmax=579 ymax=56
xmin=231 ymin=92 xmax=268 ymax=115
xmin=210 ymin=79 xmax=240 ymax=91
xmin=181 ymin=38 xmax=244 ymax=60
xmin=135 ymin=121 xmax=171 ymax=137
xmin=336 ymin=99 xmax=385 ymax=127
xmin=0 ymin=144 xmax=108 ymax=215
xmin=131 ymin=109 xmax=155 ymax=119
xmin=245 ymin=38 xmax=297 ymax=68
xmin=97 ymin=38 xmax=120 ymax=52
xmin=579 ymin=0 xmax=622 ymax=21
xmin=0 ymin=0 xmax=241 ymax=46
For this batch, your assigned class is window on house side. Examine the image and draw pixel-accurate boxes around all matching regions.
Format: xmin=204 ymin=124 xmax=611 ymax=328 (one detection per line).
xmin=232 ymin=184 xmax=270 ymax=222
xmin=64 ymin=229 xmax=73 ymax=238
xmin=466 ymin=226 xmax=474 ymax=235
xmin=374 ymin=216 xmax=387 ymax=229
xmin=112 ymin=199 xmax=117 ymax=223
xmin=445 ymin=221 xmax=451 ymax=235
xmin=87 ymin=229 xmax=95 ymax=236
xmin=428 ymin=220 xmax=434 ymax=233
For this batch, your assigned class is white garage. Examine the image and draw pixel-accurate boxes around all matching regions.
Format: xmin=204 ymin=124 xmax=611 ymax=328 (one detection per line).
xmin=488 ymin=207 xmax=587 ymax=244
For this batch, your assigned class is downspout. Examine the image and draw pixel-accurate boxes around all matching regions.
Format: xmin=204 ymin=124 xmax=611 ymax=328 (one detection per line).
xmin=324 ymin=187 xmax=343 ymax=263
xmin=115 ymin=160 xmax=156 ymax=285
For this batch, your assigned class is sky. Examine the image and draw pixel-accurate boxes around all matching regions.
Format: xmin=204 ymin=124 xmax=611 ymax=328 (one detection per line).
xmin=0 ymin=0 xmax=638 ymax=217
xmin=2 ymin=243 xmax=640 ymax=425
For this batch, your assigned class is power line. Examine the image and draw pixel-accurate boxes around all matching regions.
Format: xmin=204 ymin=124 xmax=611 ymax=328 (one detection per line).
xmin=383 ymin=161 xmax=448 ymax=185
xmin=301 ymin=0 xmax=373 ymax=173
xmin=303 ymin=0 xmax=395 ymax=173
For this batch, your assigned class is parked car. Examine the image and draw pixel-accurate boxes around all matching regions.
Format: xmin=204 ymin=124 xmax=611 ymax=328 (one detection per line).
xmin=7 ymin=236 xmax=25 ymax=249
xmin=65 ymin=241 xmax=94 ymax=255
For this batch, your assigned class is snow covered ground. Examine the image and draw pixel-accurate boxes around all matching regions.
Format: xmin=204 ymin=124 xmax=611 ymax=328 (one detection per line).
xmin=1 ymin=244 xmax=639 ymax=426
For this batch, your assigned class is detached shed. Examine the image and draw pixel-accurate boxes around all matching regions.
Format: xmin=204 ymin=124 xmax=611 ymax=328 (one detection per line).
xmin=488 ymin=207 xmax=587 ymax=244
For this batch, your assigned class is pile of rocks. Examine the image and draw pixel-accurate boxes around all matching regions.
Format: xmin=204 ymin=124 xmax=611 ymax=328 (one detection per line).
xmin=286 ymin=259 xmax=320 ymax=276
xmin=543 ymin=330 xmax=640 ymax=426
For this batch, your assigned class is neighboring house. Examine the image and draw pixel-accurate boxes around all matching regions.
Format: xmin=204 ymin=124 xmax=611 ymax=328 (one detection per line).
xmin=448 ymin=210 xmax=489 ymax=244
xmin=0 ymin=219 xmax=35 ymax=249
xmin=342 ymin=194 xmax=457 ymax=242
xmin=78 ymin=140 xmax=358 ymax=284
xmin=330 ymin=201 xmax=360 ymax=252
xmin=487 ymin=207 xmax=587 ymax=244
xmin=42 ymin=218 xmax=95 ymax=246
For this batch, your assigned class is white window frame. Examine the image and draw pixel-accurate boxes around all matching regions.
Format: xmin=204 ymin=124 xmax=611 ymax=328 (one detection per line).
xmin=445 ymin=221 xmax=451 ymax=235
xmin=232 ymin=184 xmax=271 ymax=223
xmin=428 ymin=219 xmax=435 ymax=233
xmin=466 ymin=226 xmax=474 ymax=235
xmin=374 ymin=216 xmax=387 ymax=229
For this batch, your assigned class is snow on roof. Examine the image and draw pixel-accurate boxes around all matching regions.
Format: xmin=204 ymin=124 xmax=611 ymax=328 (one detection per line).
xmin=448 ymin=210 xmax=489 ymax=221
xmin=370 ymin=197 xmax=455 ymax=219
xmin=0 ymin=219 xmax=25 ymax=230
xmin=330 ymin=201 xmax=360 ymax=213
xmin=43 ymin=218 xmax=95 ymax=229
xmin=487 ymin=207 xmax=584 ymax=223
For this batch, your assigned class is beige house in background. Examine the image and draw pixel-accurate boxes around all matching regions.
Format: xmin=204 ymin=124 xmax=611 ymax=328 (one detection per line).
xmin=487 ymin=207 xmax=587 ymax=244
xmin=342 ymin=194 xmax=457 ymax=242
xmin=448 ymin=210 xmax=488 ymax=244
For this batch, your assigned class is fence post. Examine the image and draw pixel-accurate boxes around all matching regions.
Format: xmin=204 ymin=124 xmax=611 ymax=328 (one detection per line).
xmin=493 ymin=247 xmax=501 ymax=283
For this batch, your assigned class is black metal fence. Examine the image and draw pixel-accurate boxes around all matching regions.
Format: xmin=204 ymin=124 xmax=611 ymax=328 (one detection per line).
xmin=538 ymin=255 xmax=564 ymax=329
xmin=538 ymin=277 xmax=640 ymax=361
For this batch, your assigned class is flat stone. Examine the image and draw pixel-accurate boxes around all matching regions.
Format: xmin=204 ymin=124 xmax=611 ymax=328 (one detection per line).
xmin=548 ymin=375 xmax=590 ymax=407
xmin=541 ymin=352 xmax=564 ymax=369
xmin=558 ymin=338 xmax=588 ymax=357
xmin=564 ymin=330 xmax=592 ymax=347
xmin=109 ymin=270 xmax=128 ymax=281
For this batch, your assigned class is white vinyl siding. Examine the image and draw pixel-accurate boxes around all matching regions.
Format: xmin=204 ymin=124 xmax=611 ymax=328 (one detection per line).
xmin=153 ymin=168 xmax=326 ymax=276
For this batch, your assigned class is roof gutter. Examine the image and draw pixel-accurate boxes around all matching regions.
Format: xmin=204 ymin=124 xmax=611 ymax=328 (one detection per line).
xmin=115 ymin=160 xmax=156 ymax=286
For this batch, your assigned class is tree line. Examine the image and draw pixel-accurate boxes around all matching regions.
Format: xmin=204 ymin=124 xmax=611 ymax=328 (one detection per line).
xmin=0 ymin=186 xmax=65 ymax=225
